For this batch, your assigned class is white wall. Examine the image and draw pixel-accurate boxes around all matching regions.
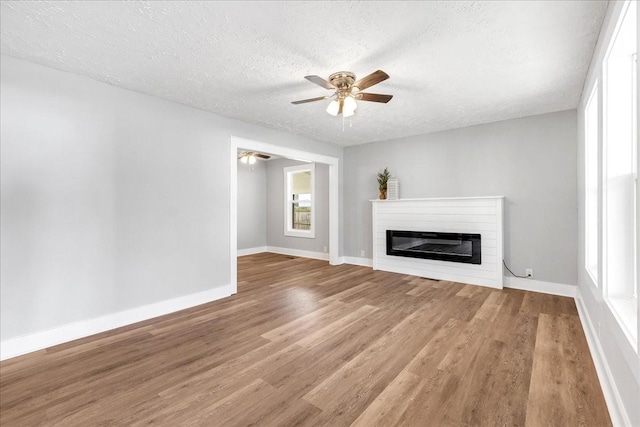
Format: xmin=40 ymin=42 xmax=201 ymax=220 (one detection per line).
xmin=266 ymin=159 xmax=329 ymax=255
xmin=344 ymin=110 xmax=578 ymax=287
xmin=576 ymin=2 xmax=640 ymax=426
xmin=0 ymin=55 xmax=342 ymax=344
xmin=237 ymin=160 xmax=267 ymax=250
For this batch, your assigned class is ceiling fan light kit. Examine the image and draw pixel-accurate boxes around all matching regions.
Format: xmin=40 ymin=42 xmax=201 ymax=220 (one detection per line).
xmin=239 ymin=153 xmax=256 ymax=164
xmin=293 ymin=70 xmax=392 ymax=119
xmin=326 ymin=96 xmax=357 ymax=117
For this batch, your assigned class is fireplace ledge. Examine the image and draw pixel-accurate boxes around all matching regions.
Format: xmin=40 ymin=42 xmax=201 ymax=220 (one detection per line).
xmin=370 ymin=196 xmax=505 ymax=202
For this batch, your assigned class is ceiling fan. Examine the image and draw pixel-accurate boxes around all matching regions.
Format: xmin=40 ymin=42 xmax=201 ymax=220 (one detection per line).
xmin=292 ymin=70 xmax=393 ymax=117
xmin=238 ymin=151 xmax=270 ymax=164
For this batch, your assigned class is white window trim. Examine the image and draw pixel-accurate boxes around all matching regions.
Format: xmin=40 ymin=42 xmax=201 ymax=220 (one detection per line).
xmin=284 ymin=163 xmax=316 ymax=239
xmin=601 ymin=0 xmax=638 ymax=351
xmin=585 ymin=81 xmax=599 ymax=286
xmin=632 ymin=51 xmax=638 ymax=302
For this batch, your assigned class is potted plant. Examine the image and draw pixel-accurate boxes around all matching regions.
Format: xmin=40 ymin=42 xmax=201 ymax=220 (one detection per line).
xmin=377 ymin=167 xmax=390 ymax=200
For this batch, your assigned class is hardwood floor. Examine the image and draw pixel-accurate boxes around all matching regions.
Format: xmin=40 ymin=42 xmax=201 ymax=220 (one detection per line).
xmin=0 ymin=253 xmax=611 ymax=426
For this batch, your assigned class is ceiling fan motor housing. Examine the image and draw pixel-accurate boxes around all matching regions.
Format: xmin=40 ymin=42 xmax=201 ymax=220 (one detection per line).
xmin=329 ymin=71 xmax=356 ymax=97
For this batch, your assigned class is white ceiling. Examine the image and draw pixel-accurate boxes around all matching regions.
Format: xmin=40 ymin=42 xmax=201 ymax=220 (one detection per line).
xmin=0 ymin=1 xmax=607 ymax=146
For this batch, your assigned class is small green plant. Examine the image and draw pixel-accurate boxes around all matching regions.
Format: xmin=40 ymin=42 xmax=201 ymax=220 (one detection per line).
xmin=377 ymin=167 xmax=391 ymax=200
xmin=377 ymin=167 xmax=391 ymax=191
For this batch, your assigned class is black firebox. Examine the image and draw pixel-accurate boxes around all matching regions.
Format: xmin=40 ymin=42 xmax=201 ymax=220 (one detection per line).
xmin=386 ymin=230 xmax=481 ymax=264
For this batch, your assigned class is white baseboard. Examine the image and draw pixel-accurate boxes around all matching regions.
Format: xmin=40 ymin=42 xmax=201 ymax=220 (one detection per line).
xmin=574 ymin=289 xmax=631 ymax=427
xmin=335 ymin=262 xmax=576 ymax=296
xmin=266 ymin=246 xmax=329 ymax=261
xmin=342 ymin=256 xmax=373 ymax=267
xmin=503 ymin=276 xmax=576 ymax=297
xmin=0 ymin=284 xmax=235 ymax=361
xmin=237 ymin=246 xmax=268 ymax=256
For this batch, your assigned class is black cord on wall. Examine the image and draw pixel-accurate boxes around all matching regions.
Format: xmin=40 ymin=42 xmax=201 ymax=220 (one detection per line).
xmin=502 ymin=259 xmax=532 ymax=278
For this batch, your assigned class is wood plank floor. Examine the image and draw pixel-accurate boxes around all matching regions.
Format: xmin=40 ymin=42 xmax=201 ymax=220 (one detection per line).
xmin=0 ymin=253 xmax=611 ymax=426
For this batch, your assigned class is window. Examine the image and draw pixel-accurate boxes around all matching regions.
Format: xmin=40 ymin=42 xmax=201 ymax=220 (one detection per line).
xmin=603 ymin=0 xmax=637 ymax=349
xmin=585 ymin=82 xmax=599 ymax=285
xmin=284 ymin=164 xmax=315 ymax=238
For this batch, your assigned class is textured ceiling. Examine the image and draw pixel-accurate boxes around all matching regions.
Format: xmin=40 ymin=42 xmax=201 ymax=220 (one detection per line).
xmin=0 ymin=1 xmax=607 ymax=146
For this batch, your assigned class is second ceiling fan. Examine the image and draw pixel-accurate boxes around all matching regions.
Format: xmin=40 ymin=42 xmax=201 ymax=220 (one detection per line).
xmin=292 ymin=70 xmax=392 ymax=117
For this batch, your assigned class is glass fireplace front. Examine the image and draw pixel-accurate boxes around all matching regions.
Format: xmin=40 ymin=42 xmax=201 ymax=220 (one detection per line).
xmin=386 ymin=230 xmax=481 ymax=264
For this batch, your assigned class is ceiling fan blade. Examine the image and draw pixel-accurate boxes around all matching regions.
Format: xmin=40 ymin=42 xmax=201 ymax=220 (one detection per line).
xmin=255 ymin=153 xmax=271 ymax=159
xmin=353 ymin=70 xmax=389 ymax=91
xmin=291 ymin=96 xmax=329 ymax=105
xmin=304 ymin=75 xmax=336 ymax=90
xmin=356 ymin=93 xmax=393 ymax=103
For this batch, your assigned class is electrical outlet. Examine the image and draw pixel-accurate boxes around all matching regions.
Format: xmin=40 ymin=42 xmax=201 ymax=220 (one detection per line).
xmin=360 ymin=250 xmax=365 ymax=257
xmin=525 ymin=268 xmax=534 ymax=278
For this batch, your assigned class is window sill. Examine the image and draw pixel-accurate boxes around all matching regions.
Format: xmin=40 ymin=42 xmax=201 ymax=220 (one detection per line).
xmin=606 ymin=296 xmax=638 ymax=352
xmin=284 ymin=230 xmax=315 ymax=239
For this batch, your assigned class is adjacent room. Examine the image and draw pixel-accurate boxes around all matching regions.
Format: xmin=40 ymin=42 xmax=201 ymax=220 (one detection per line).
xmin=1 ymin=1 xmax=638 ymax=426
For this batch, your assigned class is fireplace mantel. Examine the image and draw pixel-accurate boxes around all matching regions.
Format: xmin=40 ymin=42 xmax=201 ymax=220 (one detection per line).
xmin=370 ymin=196 xmax=504 ymax=202
xmin=371 ymin=197 xmax=504 ymax=289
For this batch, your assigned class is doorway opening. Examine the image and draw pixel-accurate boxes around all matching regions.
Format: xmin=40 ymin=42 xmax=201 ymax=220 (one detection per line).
xmin=229 ymin=136 xmax=340 ymax=293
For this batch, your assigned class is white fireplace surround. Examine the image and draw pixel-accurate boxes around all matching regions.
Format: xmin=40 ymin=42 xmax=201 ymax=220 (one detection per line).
xmin=372 ymin=197 xmax=504 ymax=289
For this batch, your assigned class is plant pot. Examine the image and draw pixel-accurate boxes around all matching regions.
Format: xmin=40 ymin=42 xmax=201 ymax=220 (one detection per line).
xmin=379 ymin=190 xmax=387 ymax=200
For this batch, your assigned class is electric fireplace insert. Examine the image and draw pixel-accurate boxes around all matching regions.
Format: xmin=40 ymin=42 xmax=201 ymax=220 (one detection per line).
xmin=386 ymin=230 xmax=481 ymax=264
